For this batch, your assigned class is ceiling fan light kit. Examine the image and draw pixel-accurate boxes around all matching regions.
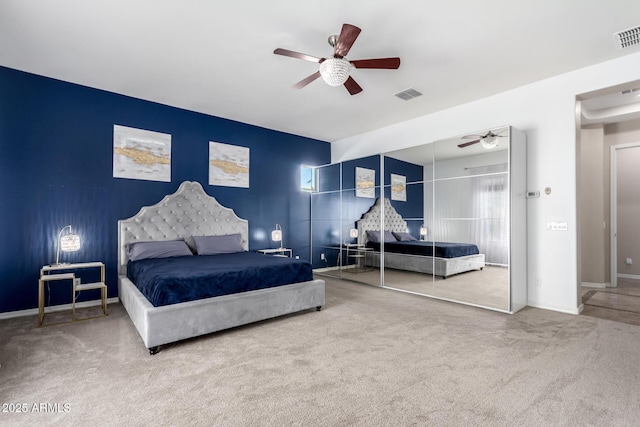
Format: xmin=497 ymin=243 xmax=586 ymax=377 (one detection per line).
xmin=319 ymin=58 xmax=352 ymax=86
xmin=273 ymin=23 xmax=400 ymax=95
xmin=458 ymin=130 xmax=506 ymax=149
xmin=480 ymin=136 xmax=499 ymax=149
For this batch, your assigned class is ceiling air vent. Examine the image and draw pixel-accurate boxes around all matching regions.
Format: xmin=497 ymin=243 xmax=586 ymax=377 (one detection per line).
xmin=613 ymin=26 xmax=640 ymax=50
xmin=394 ymin=88 xmax=422 ymax=101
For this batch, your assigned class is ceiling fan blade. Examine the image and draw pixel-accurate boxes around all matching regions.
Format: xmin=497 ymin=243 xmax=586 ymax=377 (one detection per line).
xmin=462 ymin=134 xmax=484 ymax=140
xmin=350 ymin=57 xmax=401 ymax=69
xmin=458 ymin=140 xmax=480 ymax=148
xmin=334 ymin=23 xmax=361 ymax=58
xmin=274 ymin=48 xmax=323 ymax=63
xmin=344 ymin=76 xmax=363 ymax=95
xmin=293 ymin=71 xmax=321 ymax=89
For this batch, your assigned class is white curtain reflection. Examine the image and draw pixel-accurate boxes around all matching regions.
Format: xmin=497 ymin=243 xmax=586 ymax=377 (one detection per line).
xmin=468 ymin=163 xmax=509 ymax=265
xmin=432 ymin=163 xmax=508 ymax=265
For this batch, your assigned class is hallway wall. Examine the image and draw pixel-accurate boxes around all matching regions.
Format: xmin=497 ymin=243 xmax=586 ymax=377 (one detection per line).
xmin=579 ymin=125 xmax=607 ymax=286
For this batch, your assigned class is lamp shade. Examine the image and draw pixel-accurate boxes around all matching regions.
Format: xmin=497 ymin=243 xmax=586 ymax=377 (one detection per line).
xmin=349 ymin=228 xmax=358 ymax=239
xmin=55 ymin=225 xmax=81 ymax=265
xmin=319 ymin=58 xmax=352 ymax=86
xmin=271 ymin=224 xmax=283 ymax=249
xmin=60 ymin=234 xmax=80 ymax=252
xmin=419 ymin=226 xmax=427 ymax=237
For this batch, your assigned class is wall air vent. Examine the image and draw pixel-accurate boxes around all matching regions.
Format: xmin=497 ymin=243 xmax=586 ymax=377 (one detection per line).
xmin=613 ymin=26 xmax=640 ymax=50
xmin=394 ymin=88 xmax=423 ymax=101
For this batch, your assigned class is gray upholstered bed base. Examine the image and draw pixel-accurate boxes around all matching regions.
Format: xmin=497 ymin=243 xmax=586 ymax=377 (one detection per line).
xmin=118 ymin=181 xmax=325 ymax=354
xmin=364 ymin=251 xmax=485 ymax=278
xmin=357 ymin=198 xmax=485 ymax=278
xmin=118 ymin=276 xmax=325 ymax=350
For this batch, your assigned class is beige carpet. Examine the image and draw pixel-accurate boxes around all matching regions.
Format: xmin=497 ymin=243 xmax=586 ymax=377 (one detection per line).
xmin=2 ymin=277 xmax=640 ymax=426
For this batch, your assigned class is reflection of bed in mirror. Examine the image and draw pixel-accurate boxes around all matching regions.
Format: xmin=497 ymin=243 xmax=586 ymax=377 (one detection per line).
xmin=356 ymin=198 xmax=485 ymax=278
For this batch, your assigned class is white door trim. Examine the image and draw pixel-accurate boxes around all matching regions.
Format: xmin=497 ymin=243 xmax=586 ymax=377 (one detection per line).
xmin=610 ymin=141 xmax=640 ymax=288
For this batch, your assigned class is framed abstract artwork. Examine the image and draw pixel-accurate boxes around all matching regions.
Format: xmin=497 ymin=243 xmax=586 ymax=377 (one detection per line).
xmin=209 ymin=141 xmax=249 ymax=188
xmin=113 ymin=125 xmax=171 ymax=182
xmin=355 ymin=167 xmax=375 ymax=198
xmin=391 ymin=174 xmax=406 ymax=201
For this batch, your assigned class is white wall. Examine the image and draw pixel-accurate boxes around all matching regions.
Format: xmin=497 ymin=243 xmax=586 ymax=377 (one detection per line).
xmin=331 ymin=51 xmax=640 ymax=314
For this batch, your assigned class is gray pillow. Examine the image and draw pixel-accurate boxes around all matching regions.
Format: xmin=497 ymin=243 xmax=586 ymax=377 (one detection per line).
xmin=383 ymin=231 xmax=398 ymax=242
xmin=127 ymin=240 xmax=193 ymax=261
xmin=194 ymin=233 xmax=244 ymax=255
xmin=366 ymin=230 xmax=397 ymax=243
xmin=392 ymin=231 xmax=417 ymax=242
xmin=365 ymin=230 xmax=380 ymax=243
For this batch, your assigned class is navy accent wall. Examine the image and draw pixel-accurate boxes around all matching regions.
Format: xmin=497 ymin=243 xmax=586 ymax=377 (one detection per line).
xmin=0 ymin=66 xmax=330 ymax=313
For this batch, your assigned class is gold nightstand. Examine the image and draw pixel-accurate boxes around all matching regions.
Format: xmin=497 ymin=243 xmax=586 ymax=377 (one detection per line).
xmin=39 ymin=262 xmax=107 ymax=326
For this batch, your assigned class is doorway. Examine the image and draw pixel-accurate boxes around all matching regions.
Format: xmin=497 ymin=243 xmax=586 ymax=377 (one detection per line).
xmin=577 ymin=82 xmax=640 ymax=325
xmin=610 ymin=142 xmax=640 ymax=288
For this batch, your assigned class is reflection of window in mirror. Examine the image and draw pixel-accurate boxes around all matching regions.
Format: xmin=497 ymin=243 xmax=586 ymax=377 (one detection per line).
xmin=300 ymin=165 xmax=317 ymax=192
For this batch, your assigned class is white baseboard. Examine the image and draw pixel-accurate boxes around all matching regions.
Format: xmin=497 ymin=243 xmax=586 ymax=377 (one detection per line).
xmin=0 ymin=297 xmax=120 ymax=320
xmin=618 ymin=274 xmax=640 ymax=281
xmin=582 ymin=282 xmax=608 ymax=289
xmin=526 ymin=301 xmax=582 ymax=315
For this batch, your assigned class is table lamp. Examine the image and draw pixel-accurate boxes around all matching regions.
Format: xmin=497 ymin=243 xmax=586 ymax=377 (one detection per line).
xmin=54 ymin=225 xmax=81 ymax=266
xmin=271 ymin=224 xmax=283 ymax=250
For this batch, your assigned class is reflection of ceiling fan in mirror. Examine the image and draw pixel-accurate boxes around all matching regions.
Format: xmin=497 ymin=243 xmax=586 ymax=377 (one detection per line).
xmin=273 ymin=23 xmax=401 ymax=95
xmin=458 ymin=130 xmax=507 ymax=149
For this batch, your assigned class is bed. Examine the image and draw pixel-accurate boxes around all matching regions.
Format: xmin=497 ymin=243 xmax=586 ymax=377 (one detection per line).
xmin=356 ymin=198 xmax=485 ymax=278
xmin=118 ymin=181 xmax=325 ymax=355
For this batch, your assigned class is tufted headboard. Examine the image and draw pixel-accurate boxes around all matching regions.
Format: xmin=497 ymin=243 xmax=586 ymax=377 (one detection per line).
xmin=356 ymin=198 xmax=407 ymax=246
xmin=117 ymin=181 xmax=249 ymax=275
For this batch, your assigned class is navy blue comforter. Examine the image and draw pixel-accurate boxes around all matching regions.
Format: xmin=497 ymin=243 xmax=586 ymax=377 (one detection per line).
xmin=127 ymin=252 xmax=313 ymax=307
xmin=367 ymin=241 xmax=479 ymax=258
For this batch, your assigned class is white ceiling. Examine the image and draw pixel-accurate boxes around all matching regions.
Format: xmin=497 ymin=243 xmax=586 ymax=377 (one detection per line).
xmin=1 ymin=0 xmax=640 ymax=142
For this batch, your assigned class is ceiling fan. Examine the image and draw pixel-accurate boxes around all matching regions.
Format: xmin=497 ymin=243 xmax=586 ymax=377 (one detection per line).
xmin=273 ymin=23 xmax=401 ymax=95
xmin=458 ymin=130 xmax=507 ymax=149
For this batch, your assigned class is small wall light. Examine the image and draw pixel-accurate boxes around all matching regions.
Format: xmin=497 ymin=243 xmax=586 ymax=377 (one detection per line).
xmin=54 ymin=225 xmax=80 ymax=266
xmin=271 ymin=224 xmax=283 ymax=250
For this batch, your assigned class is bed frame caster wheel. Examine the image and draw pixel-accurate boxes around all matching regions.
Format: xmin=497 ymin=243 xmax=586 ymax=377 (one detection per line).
xmin=149 ymin=346 xmax=159 ymax=355
xmin=316 ymin=306 xmax=322 ymax=311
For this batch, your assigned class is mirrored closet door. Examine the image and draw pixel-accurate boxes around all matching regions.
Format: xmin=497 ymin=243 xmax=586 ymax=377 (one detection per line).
xmin=380 ymin=145 xmax=435 ymax=297
xmin=432 ymin=126 xmax=512 ymax=310
xmin=310 ymin=126 xmax=526 ymax=313
xmin=310 ymin=156 xmax=381 ymax=287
